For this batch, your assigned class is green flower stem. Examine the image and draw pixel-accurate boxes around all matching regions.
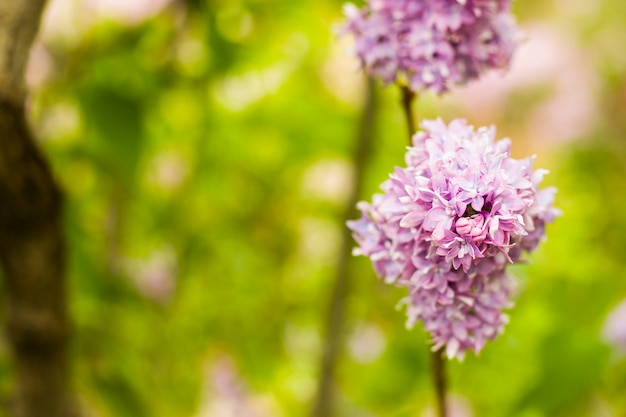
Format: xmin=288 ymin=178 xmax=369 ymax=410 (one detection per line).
xmin=400 ymin=85 xmax=416 ymax=141
xmin=432 ymin=349 xmax=448 ymax=417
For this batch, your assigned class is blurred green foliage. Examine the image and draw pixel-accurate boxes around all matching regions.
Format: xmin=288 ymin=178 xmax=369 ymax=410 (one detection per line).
xmin=1 ymin=0 xmax=625 ymax=416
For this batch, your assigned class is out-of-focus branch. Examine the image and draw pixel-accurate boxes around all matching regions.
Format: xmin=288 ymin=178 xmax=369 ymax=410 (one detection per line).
xmin=0 ymin=1 xmax=74 ymax=416
xmin=0 ymin=0 xmax=47 ymax=103
xmin=312 ymin=77 xmax=378 ymax=417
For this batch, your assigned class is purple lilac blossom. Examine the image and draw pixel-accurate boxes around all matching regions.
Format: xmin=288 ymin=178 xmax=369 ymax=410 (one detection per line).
xmin=348 ymin=119 xmax=560 ymax=360
xmin=342 ymin=0 xmax=520 ymax=94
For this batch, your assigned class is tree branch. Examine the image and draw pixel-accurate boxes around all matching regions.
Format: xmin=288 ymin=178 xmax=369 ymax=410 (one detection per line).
xmin=312 ymin=77 xmax=378 ymax=417
xmin=0 ymin=0 xmax=47 ymax=103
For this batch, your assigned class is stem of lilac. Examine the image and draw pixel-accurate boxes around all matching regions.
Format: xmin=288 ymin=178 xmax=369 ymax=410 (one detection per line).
xmin=312 ymin=76 xmax=377 ymax=417
xmin=399 ymin=84 xmax=448 ymax=417
xmin=400 ymin=85 xmax=416 ymax=142
xmin=432 ymin=349 xmax=448 ymax=417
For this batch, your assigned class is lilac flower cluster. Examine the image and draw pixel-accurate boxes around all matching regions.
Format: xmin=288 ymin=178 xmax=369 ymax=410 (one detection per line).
xmin=342 ymin=0 xmax=519 ymax=94
xmin=348 ymin=119 xmax=559 ymax=359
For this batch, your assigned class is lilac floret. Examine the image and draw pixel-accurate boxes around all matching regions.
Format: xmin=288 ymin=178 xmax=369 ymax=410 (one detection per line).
xmin=341 ymin=0 xmax=520 ymax=94
xmin=348 ymin=119 xmax=560 ymax=359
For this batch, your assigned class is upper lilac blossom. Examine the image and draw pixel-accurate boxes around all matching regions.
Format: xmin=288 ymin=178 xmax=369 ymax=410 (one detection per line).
xmin=348 ymin=119 xmax=560 ymax=359
xmin=341 ymin=0 xmax=520 ymax=94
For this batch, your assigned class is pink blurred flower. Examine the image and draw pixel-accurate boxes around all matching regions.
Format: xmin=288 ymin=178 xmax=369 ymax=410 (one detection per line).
xmin=127 ymin=248 xmax=177 ymax=303
xmin=602 ymin=299 xmax=626 ymax=354
xmin=194 ymin=356 xmax=281 ymax=417
xmin=454 ymin=24 xmax=599 ymax=145
xmin=422 ymin=393 xmax=474 ymax=417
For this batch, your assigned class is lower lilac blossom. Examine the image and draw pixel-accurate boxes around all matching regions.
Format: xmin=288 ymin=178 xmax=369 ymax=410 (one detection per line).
xmin=342 ymin=0 xmax=519 ymax=94
xmin=348 ymin=119 xmax=560 ymax=360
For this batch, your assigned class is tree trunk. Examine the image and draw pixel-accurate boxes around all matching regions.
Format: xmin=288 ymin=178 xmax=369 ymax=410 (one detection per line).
xmin=0 ymin=1 xmax=73 ymax=416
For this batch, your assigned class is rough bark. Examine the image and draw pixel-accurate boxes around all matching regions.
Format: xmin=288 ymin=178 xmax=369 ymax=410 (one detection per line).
xmin=0 ymin=1 xmax=73 ymax=416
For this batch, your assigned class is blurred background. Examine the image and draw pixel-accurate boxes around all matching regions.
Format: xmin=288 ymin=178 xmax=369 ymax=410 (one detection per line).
xmin=4 ymin=0 xmax=626 ymax=415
